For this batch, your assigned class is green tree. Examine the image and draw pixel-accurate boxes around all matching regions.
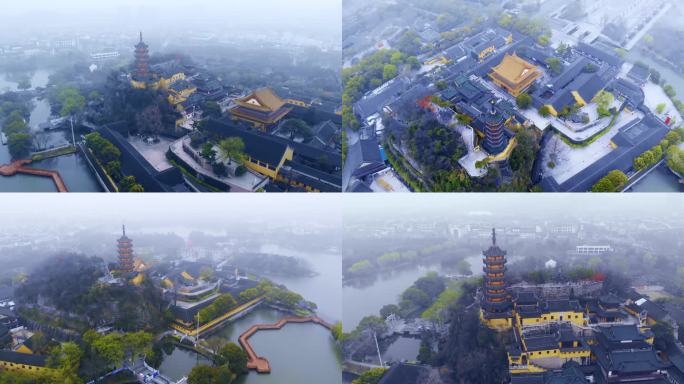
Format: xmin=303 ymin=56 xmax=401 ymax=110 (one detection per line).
xmin=545 ymin=57 xmax=562 ymax=75
xmin=417 ymin=338 xmax=433 ymax=364
xmin=56 ymin=87 xmax=86 ymax=117
xmin=352 ymin=368 xmax=386 ymax=384
xmin=456 ymin=259 xmax=472 ymax=276
xmin=383 ymin=64 xmax=398 ymax=81
xmin=218 ymin=137 xmax=245 ymax=165
xmin=379 ymin=304 xmax=401 ymax=319
xmin=17 ymin=78 xmax=31 ymax=90
xmin=651 ymin=322 xmax=675 ymax=352
xmin=656 ymin=103 xmax=667 ymax=114
xmin=516 ymin=93 xmax=532 ymax=109
xmin=7 ymin=132 xmax=32 ymax=159
xmin=188 ymin=365 xmax=219 ymax=384
xmin=48 ymin=342 xmax=83 ymax=384
xmin=201 ymin=142 xmax=217 ymax=164
xmin=414 ymin=273 xmax=446 ymax=299
xmin=664 ymin=84 xmax=676 ymax=98
xmin=402 ymin=286 xmax=432 ymax=309
xmin=198 ymin=293 xmax=238 ymax=324
xmin=539 ymin=105 xmax=551 ymax=117
xmin=216 ymin=343 xmax=248 ymax=374
xmin=591 ymin=170 xmax=627 ymax=192
xmin=538 ymin=35 xmax=551 ymax=46
xmin=279 ymin=119 xmax=313 ymax=141
xmin=331 ymin=322 xmax=344 ymax=341
xmin=202 ymin=101 xmax=222 ymax=119
xmin=128 ymin=184 xmax=145 ymax=192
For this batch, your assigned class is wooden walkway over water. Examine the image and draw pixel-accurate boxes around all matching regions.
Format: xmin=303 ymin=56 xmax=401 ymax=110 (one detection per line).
xmin=239 ymin=316 xmax=332 ymax=374
xmin=0 ymin=159 xmax=68 ymax=192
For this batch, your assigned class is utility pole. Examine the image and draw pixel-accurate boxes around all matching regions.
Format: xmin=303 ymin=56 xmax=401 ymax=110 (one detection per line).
xmin=373 ymin=331 xmax=384 ymax=368
xmin=70 ymin=116 xmax=76 ymax=146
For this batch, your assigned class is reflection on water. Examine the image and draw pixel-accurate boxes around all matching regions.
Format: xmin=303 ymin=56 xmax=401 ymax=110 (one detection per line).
xmin=0 ymin=70 xmax=52 ymax=92
xmin=343 ymin=252 xmax=520 ymax=330
xmin=167 ymin=308 xmax=341 ymax=384
xmin=343 ymin=264 xmax=441 ymax=330
xmin=235 ymin=321 xmax=341 ymax=384
xmin=627 ymin=50 xmax=684 ymax=97
xmin=28 ymin=98 xmax=52 ymax=131
xmin=259 ymin=244 xmax=341 ymax=321
xmin=382 ymin=336 xmax=421 ymax=364
xmin=629 ymin=164 xmax=683 ymax=192
xmin=158 ymin=347 xmax=211 ymax=382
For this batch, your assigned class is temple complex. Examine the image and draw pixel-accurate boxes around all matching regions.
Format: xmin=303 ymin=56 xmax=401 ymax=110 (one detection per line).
xmin=489 ymin=53 xmax=541 ymax=97
xmin=481 ymin=228 xmax=513 ymax=329
xmin=229 ymin=87 xmax=293 ymax=130
xmin=483 ymin=236 xmax=676 ymax=382
xmin=117 ymin=225 xmax=134 ymax=273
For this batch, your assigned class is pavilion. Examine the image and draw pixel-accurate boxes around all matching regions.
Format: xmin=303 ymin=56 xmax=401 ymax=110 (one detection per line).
xmin=229 ymin=87 xmax=293 ymax=130
xmin=489 ymin=53 xmax=541 ymax=97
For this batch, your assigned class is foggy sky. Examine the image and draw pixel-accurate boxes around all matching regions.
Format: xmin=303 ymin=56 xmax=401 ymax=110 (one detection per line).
xmin=0 ymin=193 xmax=342 ymax=231
xmin=2 ymin=194 xmax=680 ymax=233
xmin=0 ymin=0 xmax=341 ymax=42
xmin=343 ymin=193 xmax=684 ymax=223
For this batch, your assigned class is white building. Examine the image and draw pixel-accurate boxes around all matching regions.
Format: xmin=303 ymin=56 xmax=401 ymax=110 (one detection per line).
xmin=575 ymin=245 xmax=613 ymax=256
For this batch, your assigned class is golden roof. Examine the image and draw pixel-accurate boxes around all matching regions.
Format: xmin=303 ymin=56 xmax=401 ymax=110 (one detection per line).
xmin=490 ymin=53 xmax=540 ymax=84
xmin=235 ymin=87 xmax=286 ymax=113
xmin=131 ymin=273 xmax=145 ymax=286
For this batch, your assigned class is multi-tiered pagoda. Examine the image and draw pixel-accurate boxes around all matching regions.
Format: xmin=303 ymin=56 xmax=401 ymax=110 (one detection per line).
xmin=481 ymin=228 xmax=513 ymax=329
xmin=483 ymin=104 xmax=507 ymax=155
xmin=133 ymin=31 xmax=150 ymax=81
xmin=117 ymin=225 xmax=134 ymax=273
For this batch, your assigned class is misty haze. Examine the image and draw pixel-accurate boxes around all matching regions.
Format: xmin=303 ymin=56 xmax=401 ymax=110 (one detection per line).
xmin=1 ymin=0 xmax=343 ymax=193
xmin=342 ymin=0 xmax=684 ymax=193
xmin=0 ymin=194 xmax=342 ymax=383
xmin=342 ymin=193 xmax=684 ymax=383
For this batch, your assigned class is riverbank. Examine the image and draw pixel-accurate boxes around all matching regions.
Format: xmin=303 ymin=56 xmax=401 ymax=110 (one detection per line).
xmin=31 ymin=144 xmax=76 ymax=161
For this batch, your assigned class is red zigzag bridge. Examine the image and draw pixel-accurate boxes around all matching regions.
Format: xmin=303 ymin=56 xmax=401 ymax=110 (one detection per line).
xmin=0 ymin=159 xmax=68 ymax=192
xmin=239 ymin=316 xmax=332 ymax=374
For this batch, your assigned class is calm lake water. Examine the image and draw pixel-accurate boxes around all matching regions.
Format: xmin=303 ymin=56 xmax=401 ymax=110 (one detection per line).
xmin=0 ymin=69 xmax=51 ymax=92
xmin=342 ymin=252 xmax=507 ymax=331
xmin=259 ymin=244 xmax=342 ymax=321
xmin=0 ymin=79 xmax=102 ymax=192
xmin=158 ymin=347 xmax=212 ymax=382
xmin=161 ymin=308 xmax=342 ymax=384
xmin=629 ymin=164 xmax=683 ymax=192
xmin=343 ymin=264 xmax=442 ymax=331
xmin=382 ymin=336 xmax=421 ymax=363
xmin=158 ymin=243 xmax=342 ymax=383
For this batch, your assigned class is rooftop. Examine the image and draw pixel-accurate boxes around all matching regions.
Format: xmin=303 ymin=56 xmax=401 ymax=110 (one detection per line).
xmin=234 ymin=87 xmax=287 ymax=113
xmin=0 ymin=350 xmax=47 ymax=367
xmin=202 ymin=119 xmax=290 ymax=167
xmin=490 ymin=53 xmax=541 ymax=85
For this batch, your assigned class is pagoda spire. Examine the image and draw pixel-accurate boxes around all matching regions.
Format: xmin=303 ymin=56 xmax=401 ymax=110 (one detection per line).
xmin=122 ymin=224 xmax=126 ymax=237
xmin=492 ymin=227 xmax=496 ymax=245
xmin=139 ymin=31 xmax=143 ymax=43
